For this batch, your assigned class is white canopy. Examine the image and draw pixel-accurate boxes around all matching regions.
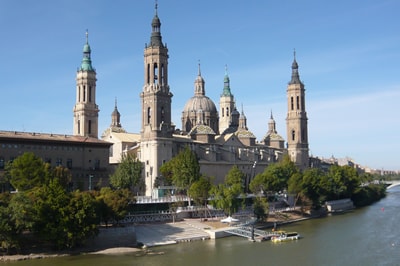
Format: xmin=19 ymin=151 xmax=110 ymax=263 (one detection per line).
xmin=221 ymin=216 xmax=239 ymax=223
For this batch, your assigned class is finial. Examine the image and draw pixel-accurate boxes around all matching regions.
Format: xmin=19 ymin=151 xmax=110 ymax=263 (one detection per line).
xmin=293 ymin=48 xmax=296 ymax=60
xmin=114 ymin=97 xmax=117 ymax=108
xmin=86 ymin=29 xmax=89 ymax=44
xmin=155 ymin=0 xmax=158 ymax=15
xmin=225 ymin=64 xmax=228 ymax=75
xmin=270 ymin=109 xmax=273 ymax=119
xmin=241 ymin=103 xmax=244 ymax=115
xmin=198 ymin=60 xmax=201 ymax=76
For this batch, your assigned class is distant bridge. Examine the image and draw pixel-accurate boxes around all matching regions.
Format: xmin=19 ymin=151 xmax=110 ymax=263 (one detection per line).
xmin=382 ymin=180 xmax=400 ymax=190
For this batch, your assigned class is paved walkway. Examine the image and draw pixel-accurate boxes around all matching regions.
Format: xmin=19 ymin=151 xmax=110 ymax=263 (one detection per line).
xmin=135 ymin=220 xmax=211 ymax=247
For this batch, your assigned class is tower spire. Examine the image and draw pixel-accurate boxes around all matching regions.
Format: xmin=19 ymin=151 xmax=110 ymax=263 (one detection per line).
xmin=149 ymin=0 xmax=163 ymax=47
xmin=198 ymin=60 xmax=201 ymax=76
xmin=222 ymin=65 xmax=232 ymax=96
xmin=80 ymin=30 xmax=94 ymax=71
xmin=290 ymin=48 xmax=302 ymax=85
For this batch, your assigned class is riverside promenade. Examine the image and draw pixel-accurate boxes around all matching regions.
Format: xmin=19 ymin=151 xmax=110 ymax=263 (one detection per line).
xmin=135 ymin=219 xmax=214 ymax=247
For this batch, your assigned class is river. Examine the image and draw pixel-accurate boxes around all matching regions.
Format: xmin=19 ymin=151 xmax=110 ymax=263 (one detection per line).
xmin=6 ymin=186 xmax=400 ymax=266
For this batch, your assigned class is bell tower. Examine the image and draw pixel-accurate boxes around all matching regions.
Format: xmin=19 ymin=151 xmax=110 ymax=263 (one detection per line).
xmin=140 ymin=3 xmax=173 ymax=197
xmin=73 ymin=31 xmax=99 ymax=138
xmin=286 ymin=51 xmax=309 ymax=170
xmin=219 ymin=66 xmax=235 ymax=133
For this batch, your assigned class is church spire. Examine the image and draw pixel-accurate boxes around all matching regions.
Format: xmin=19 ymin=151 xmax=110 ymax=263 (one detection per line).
xmin=221 ymin=65 xmax=233 ymax=96
xmin=289 ymin=49 xmax=302 ymax=85
xmin=80 ymin=30 xmax=94 ymax=71
xmin=149 ymin=0 xmax=164 ymax=47
xmin=111 ymin=97 xmax=122 ymax=128
xmin=194 ymin=61 xmax=205 ymax=96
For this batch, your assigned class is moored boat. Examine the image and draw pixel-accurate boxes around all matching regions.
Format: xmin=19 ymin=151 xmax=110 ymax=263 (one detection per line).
xmin=271 ymin=232 xmax=300 ymax=242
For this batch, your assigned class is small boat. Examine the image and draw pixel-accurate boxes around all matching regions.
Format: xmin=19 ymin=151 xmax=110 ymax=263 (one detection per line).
xmin=271 ymin=232 xmax=300 ymax=242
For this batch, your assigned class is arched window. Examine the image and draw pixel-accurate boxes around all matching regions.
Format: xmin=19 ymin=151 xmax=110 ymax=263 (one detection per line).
xmin=226 ymin=107 xmax=229 ymax=116
xmin=291 ymin=97 xmax=294 ymax=110
xmin=296 ymin=96 xmax=300 ymax=110
xmin=88 ymin=120 xmax=92 ymax=134
xmin=147 ymin=64 xmax=150 ymax=84
xmin=291 ymin=130 xmax=295 ymax=141
xmin=154 ymin=63 xmax=158 ymax=84
xmin=221 ymin=108 xmax=224 ymax=117
xmin=83 ymin=86 xmax=86 ymax=102
xmin=78 ymin=120 xmax=81 ymax=134
xmin=147 ymin=107 xmax=151 ymax=124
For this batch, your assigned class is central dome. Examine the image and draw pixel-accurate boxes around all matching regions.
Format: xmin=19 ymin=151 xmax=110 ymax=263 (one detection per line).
xmin=181 ymin=67 xmax=219 ymax=134
xmin=183 ymin=95 xmax=217 ymax=114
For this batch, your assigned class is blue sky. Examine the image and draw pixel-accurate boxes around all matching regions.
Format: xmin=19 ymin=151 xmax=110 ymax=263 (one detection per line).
xmin=1 ymin=0 xmax=399 ymax=171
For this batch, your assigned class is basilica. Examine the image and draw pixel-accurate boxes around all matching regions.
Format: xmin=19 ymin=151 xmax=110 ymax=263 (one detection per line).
xmin=0 ymin=5 xmax=309 ymax=196
xmin=101 ymin=6 xmax=309 ymax=197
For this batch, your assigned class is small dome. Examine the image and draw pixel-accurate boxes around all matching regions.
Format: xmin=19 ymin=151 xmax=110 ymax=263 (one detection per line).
xmin=183 ymin=95 xmax=217 ymax=114
xmin=235 ymin=129 xmax=256 ymax=139
xmin=189 ymin=124 xmax=216 ymax=135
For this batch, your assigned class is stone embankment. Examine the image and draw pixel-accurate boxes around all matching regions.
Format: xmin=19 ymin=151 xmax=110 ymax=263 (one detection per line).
xmin=1 ymin=211 xmax=312 ymax=262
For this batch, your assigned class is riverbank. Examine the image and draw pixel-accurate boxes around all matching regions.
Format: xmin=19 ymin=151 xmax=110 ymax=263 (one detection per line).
xmin=0 ymin=211 xmax=312 ymax=262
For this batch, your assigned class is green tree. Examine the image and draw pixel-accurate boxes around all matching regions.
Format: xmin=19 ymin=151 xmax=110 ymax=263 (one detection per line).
xmin=30 ymin=179 xmax=71 ymax=249
xmin=97 ymin=187 xmax=132 ymax=225
xmin=323 ymin=165 xmax=361 ymax=200
xmin=110 ymin=154 xmax=142 ymax=191
xmin=189 ymin=176 xmax=212 ymax=206
xmin=301 ymin=168 xmax=325 ymax=208
xmin=64 ymin=191 xmax=99 ymax=248
xmin=52 ymin=166 xmax=72 ymax=191
xmin=249 ymin=156 xmax=299 ymax=194
xmin=287 ymin=171 xmax=304 ymax=207
xmin=6 ymin=152 xmax=49 ymax=191
xmin=253 ymin=196 xmax=269 ymax=221
xmin=210 ymin=165 xmax=244 ymax=216
xmin=160 ymin=146 xmax=201 ymax=198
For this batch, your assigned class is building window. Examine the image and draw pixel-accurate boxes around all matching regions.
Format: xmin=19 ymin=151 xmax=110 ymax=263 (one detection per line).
xmin=67 ymin=159 xmax=72 ymax=169
xmin=0 ymin=157 xmax=4 ymax=169
xmin=78 ymin=120 xmax=81 ymax=135
xmin=154 ymin=63 xmax=158 ymax=84
xmin=147 ymin=64 xmax=150 ymax=84
xmin=45 ymin=158 xmax=51 ymax=164
xmin=83 ymin=85 xmax=86 ymax=102
xmin=56 ymin=158 xmax=62 ymax=166
xmin=296 ymin=96 xmax=300 ymax=110
xmin=291 ymin=97 xmax=294 ymax=110
xmin=147 ymin=107 xmax=151 ymax=124
xmin=94 ymin=159 xmax=100 ymax=170
xmin=88 ymin=120 xmax=92 ymax=134
xmin=89 ymin=86 xmax=92 ymax=102
xmin=291 ymin=130 xmax=296 ymax=141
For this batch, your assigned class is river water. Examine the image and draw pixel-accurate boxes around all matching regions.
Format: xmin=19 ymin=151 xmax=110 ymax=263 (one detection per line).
xmin=7 ymin=187 xmax=400 ymax=266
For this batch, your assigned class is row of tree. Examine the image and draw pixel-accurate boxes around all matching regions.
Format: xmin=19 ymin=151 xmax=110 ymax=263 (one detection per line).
xmin=0 ymin=152 xmax=133 ymax=253
xmin=160 ymin=147 xmax=386 ymax=216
